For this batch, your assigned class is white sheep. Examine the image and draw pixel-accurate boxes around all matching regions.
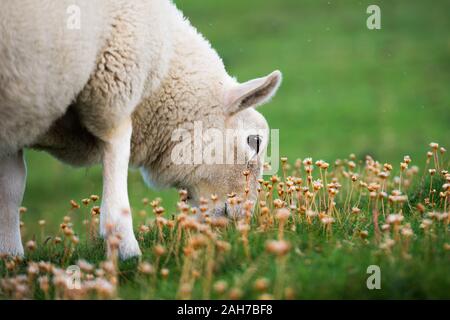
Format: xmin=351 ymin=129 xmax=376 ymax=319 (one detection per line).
xmin=0 ymin=0 xmax=282 ymax=259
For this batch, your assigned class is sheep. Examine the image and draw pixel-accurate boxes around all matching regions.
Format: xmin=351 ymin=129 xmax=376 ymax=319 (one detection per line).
xmin=0 ymin=0 xmax=282 ymax=259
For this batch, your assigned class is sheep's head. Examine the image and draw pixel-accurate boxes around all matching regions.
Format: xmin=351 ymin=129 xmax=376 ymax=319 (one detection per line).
xmin=188 ymin=71 xmax=282 ymax=218
xmin=140 ymin=70 xmax=282 ymax=218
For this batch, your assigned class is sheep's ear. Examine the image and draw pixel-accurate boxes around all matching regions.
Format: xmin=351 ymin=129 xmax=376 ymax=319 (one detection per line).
xmin=225 ymin=70 xmax=282 ymax=115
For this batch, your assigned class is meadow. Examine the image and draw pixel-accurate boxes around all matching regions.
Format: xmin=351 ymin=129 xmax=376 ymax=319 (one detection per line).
xmin=1 ymin=0 xmax=449 ymax=299
xmin=1 ymin=143 xmax=449 ymax=299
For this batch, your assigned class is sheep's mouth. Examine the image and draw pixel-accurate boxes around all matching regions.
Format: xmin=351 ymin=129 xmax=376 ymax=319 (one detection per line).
xmin=209 ymin=203 xmax=227 ymax=217
xmin=216 ymin=202 xmax=246 ymax=219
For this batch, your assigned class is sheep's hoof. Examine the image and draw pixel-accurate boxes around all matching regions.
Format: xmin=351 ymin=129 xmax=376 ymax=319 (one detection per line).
xmin=0 ymin=241 xmax=24 ymax=258
xmin=118 ymin=235 xmax=142 ymax=260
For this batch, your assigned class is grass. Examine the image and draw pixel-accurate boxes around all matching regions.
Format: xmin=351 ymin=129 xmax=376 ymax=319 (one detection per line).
xmin=1 ymin=144 xmax=449 ymax=299
xmin=1 ymin=0 xmax=449 ymax=299
xmin=21 ymin=0 xmax=450 ymax=232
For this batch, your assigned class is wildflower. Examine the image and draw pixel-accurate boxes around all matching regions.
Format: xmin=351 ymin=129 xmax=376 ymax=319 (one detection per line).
xmin=70 ymin=200 xmax=80 ymax=209
xmin=178 ymin=189 xmax=188 ymax=201
xmin=348 ymin=161 xmax=356 ymax=170
xmin=321 ymin=216 xmax=335 ymax=225
xmin=210 ymin=217 xmax=228 ymax=229
xmin=153 ymin=244 xmax=166 ymax=257
xmin=229 ymin=288 xmax=243 ymax=300
xmin=420 ymin=219 xmax=433 ymax=229
xmin=254 ymin=278 xmax=270 ymax=292
xmin=266 ymin=240 xmax=290 ymax=256
xmin=306 ymin=210 xmax=318 ymax=218
xmin=427 ymin=211 xmax=438 ymax=219
xmin=416 ymin=203 xmax=425 ymax=213
xmin=156 ymin=216 xmax=168 ymax=226
xmin=210 ymin=193 xmax=218 ymax=203
xmin=351 ymin=207 xmax=361 ymax=215
xmin=400 ymin=162 xmax=408 ymax=171
xmin=77 ymin=260 xmax=94 ymax=273
xmin=216 ymin=240 xmax=231 ymax=252
xmin=71 ymin=236 xmax=79 ymax=245
xmin=91 ymin=206 xmax=100 ymax=216
xmin=401 ymin=225 xmax=414 ymax=238
xmin=359 ymin=230 xmax=369 ymax=239
xmin=27 ymin=262 xmax=39 ymax=275
xmin=429 ymin=142 xmax=439 ymax=150
xmin=160 ymin=268 xmax=170 ymax=279
xmin=437 ymin=212 xmax=448 ymax=221
xmin=5 ymin=260 xmax=16 ymax=271
xmin=263 ymin=162 xmax=272 ymax=171
xmin=95 ymin=278 xmax=115 ymax=299
xmin=386 ymin=214 xmax=404 ymax=224
xmin=63 ymin=227 xmax=74 ymax=237
xmin=303 ymin=158 xmax=313 ymax=166
xmin=379 ymin=238 xmax=395 ymax=250
xmin=285 ymin=287 xmax=296 ymax=300
xmin=409 ymin=166 xmax=419 ymax=174
xmin=107 ymin=235 xmax=120 ymax=251
xmin=273 ymin=198 xmax=284 ymax=208
xmin=259 ymin=293 xmax=274 ymax=300
xmin=26 ymin=240 xmax=36 ymax=251
xmin=139 ymin=224 xmax=150 ymax=233
xmin=101 ymin=261 xmax=115 ymax=275
xmin=38 ymin=276 xmax=49 ymax=293
xmin=213 ymin=280 xmax=228 ymax=294
xmin=191 ymin=270 xmax=201 ymax=279
xmin=313 ymin=179 xmax=323 ymax=191
xmin=378 ymin=171 xmax=389 ymax=179
xmin=276 ymin=208 xmax=290 ymax=222
xmin=90 ymin=195 xmax=99 ymax=202
xmin=388 ymin=193 xmax=408 ymax=203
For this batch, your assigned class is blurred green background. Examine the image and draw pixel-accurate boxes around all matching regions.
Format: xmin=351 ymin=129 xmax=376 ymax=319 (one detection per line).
xmin=22 ymin=0 xmax=450 ymax=235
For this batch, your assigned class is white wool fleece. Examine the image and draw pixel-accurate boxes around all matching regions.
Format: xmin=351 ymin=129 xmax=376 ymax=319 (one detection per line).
xmin=1 ymin=0 xmax=282 ymax=258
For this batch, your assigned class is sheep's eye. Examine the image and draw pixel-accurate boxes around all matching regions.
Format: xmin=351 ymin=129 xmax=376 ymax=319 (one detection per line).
xmin=247 ymin=135 xmax=262 ymax=154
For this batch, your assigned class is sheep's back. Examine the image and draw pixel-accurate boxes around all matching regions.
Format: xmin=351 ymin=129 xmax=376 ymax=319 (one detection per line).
xmin=0 ymin=0 xmax=109 ymax=155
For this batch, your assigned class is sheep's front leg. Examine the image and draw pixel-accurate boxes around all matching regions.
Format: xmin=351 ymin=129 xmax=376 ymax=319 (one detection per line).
xmin=100 ymin=119 xmax=141 ymax=259
xmin=0 ymin=151 xmax=26 ymax=256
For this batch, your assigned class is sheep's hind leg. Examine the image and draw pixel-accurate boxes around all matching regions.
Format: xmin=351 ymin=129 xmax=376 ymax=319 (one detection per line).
xmin=0 ymin=151 xmax=26 ymax=256
xmin=99 ymin=119 xmax=141 ymax=259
